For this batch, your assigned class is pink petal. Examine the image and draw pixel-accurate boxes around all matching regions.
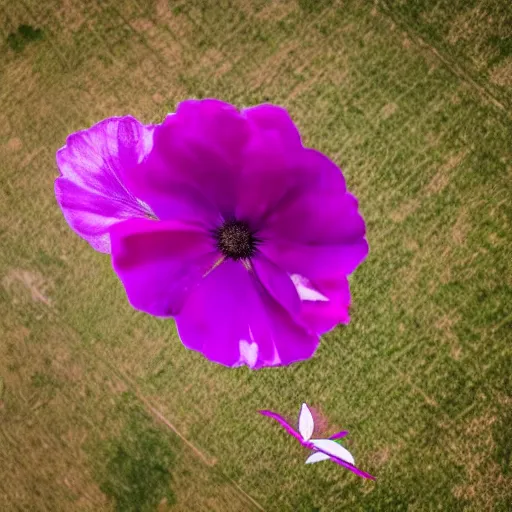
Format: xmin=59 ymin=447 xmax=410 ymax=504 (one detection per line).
xmin=110 ymin=218 xmax=219 ymax=317
xmin=130 ymin=99 xmax=250 ymax=222
xmin=55 ymin=116 xmax=154 ymax=253
xmin=175 ymin=259 xmax=319 ymax=368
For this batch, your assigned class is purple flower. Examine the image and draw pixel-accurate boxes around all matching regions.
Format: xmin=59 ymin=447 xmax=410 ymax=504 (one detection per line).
xmin=55 ymin=116 xmax=155 ymax=253
xmin=55 ymin=99 xmax=368 ymax=368
xmin=259 ymin=403 xmax=375 ymax=479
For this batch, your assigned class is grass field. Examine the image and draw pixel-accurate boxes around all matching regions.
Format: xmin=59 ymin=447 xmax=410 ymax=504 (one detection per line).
xmin=0 ymin=0 xmax=511 ymax=510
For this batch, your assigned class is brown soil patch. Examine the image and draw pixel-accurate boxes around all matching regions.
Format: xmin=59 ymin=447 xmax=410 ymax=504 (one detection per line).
xmin=2 ymin=325 xmax=31 ymax=346
xmin=435 ymin=311 xmax=462 ymax=359
xmin=390 ymin=198 xmax=420 ymax=223
xmin=328 ymin=60 xmax=350 ymax=87
xmin=307 ymin=405 xmax=330 ymax=437
xmin=450 ymin=415 xmax=510 ymax=509
xmin=256 ymin=1 xmax=297 ymax=21
xmin=446 ymin=8 xmax=486 ymax=45
xmin=450 ymin=345 xmax=462 ymax=360
xmin=487 ymin=232 xmax=502 ymax=247
xmin=197 ymin=48 xmax=225 ymax=73
xmin=450 ymin=92 xmax=462 ymax=104
xmin=56 ymin=0 xmax=86 ymax=32
xmin=0 ymin=113 xmax=12 ymax=137
xmin=247 ymin=41 xmax=299 ymax=90
xmin=288 ymin=68 xmax=328 ymax=100
xmin=380 ymin=102 xmax=398 ymax=119
xmin=131 ymin=18 xmax=154 ymax=33
xmin=451 ymin=209 xmax=470 ymax=246
xmin=3 ymin=59 xmax=40 ymax=101
xmin=404 ymin=238 xmax=420 ymax=251
xmin=156 ymin=0 xmax=194 ymax=39
xmin=434 ymin=312 xmax=461 ymax=332
xmin=6 ymin=137 xmax=22 ymax=151
xmin=426 ymin=150 xmax=468 ymax=195
xmin=2 ymin=269 xmax=53 ymax=306
xmin=155 ymin=0 xmax=174 ymax=22
xmin=20 ymin=147 xmax=45 ymax=169
xmin=152 ymin=93 xmax=165 ymax=104
xmin=490 ymin=57 xmax=512 ymax=87
xmin=426 ymin=170 xmax=450 ymax=195
xmin=368 ymin=446 xmax=393 ymax=468
xmin=213 ymin=60 xmax=233 ymax=78
xmin=47 ymin=330 xmax=85 ymax=383
xmin=146 ymin=34 xmax=183 ymax=69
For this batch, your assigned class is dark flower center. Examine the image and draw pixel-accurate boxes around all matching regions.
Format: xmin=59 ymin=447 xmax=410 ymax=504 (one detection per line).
xmin=215 ymin=220 xmax=257 ymax=260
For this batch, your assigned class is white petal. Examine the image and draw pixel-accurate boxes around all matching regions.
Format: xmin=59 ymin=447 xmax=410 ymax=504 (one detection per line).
xmin=310 ymin=439 xmax=355 ymax=465
xmin=290 ymin=274 xmax=329 ymax=301
xmin=305 ymin=451 xmax=331 ymax=464
xmin=239 ymin=339 xmax=258 ymax=368
xmin=298 ymin=403 xmax=315 ymax=441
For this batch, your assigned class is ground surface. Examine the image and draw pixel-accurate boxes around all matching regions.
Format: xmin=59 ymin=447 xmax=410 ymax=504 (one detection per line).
xmin=0 ymin=0 xmax=511 ymax=510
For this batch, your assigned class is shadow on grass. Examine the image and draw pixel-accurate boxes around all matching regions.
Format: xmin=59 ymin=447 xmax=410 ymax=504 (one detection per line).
xmin=94 ymin=392 xmax=178 ymax=512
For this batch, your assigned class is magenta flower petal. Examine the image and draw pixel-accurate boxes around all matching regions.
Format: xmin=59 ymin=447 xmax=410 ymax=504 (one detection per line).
xmin=130 ymin=99 xmax=250 ymax=221
xmin=242 ymin=103 xmax=302 ymax=149
xmin=258 ymin=410 xmax=303 ymax=442
xmin=299 ymin=276 xmax=352 ymax=334
xmin=260 ymin=403 xmax=375 ymax=479
xmin=328 ymin=455 xmax=376 ymax=480
xmin=252 ymin=258 xmax=350 ymax=335
xmin=234 ymin=125 xmax=299 ymax=227
xmin=260 ymin=238 xmax=369 ymax=281
xmin=175 ymin=260 xmax=319 ymax=368
xmin=126 ymin=148 xmax=221 ymax=231
xmin=262 ymin=192 xmax=366 ymax=247
xmin=56 ymin=100 xmax=369 ymax=368
xmin=251 ymin=256 xmax=302 ymax=321
xmin=235 ymin=146 xmax=347 ymax=234
xmin=330 ymin=430 xmax=349 ymax=440
xmin=55 ymin=116 xmax=154 ymax=253
xmin=110 ymin=218 xmax=219 ymax=317
xmin=254 ymin=149 xmax=368 ymax=281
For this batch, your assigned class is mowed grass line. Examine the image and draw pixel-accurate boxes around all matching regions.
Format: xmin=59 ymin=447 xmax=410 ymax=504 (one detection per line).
xmin=380 ymin=0 xmax=512 ymax=111
xmin=0 ymin=288 xmax=264 ymax=510
xmin=1 ymin=0 xmax=511 ymax=510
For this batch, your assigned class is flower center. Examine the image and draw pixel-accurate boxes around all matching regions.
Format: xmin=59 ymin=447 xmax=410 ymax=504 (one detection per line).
xmin=215 ymin=220 xmax=257 ymax=260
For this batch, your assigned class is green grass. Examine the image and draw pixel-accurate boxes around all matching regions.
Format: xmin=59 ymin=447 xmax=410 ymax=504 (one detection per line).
xmin=6 ymin=24 xmax=44 ymax=52
xmin=0 ymin=0 xmax=511 ymax=510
